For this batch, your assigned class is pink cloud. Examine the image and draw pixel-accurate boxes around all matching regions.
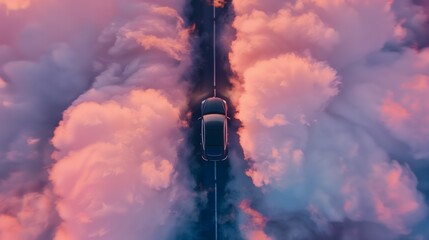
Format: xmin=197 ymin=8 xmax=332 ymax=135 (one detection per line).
xmin=237 ymin=53 xmax=338 ymax=187
xmin=0 ymin=0 xmax=194 ymax=238
xmin=229 ymin=0 xmax=428 ymax=237
xmin=50 ymin=89 xmax=193 ymax=239
xmin=0 ymin=190 xmax=57 ymax=239
xmin=239 ymin=200 xmax=271 ymax=240
xmin=0 ymin=0 xmax=30 ymax=11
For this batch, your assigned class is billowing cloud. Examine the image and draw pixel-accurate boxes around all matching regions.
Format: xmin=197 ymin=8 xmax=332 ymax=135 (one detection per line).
xmin=237 ymin=53 xmax=338 ymax=187
xmin=0 ymin=0 xmax=103 ymax=236
xmin=229 ymin=0 xmax=429 ymax=239
xmin=50 ymin=89 xmax=193 ymax=240
xmin=0 ymin=0 xmax=195 ymax=238
xmin=48 ymin=1 xmax=196 ymax=239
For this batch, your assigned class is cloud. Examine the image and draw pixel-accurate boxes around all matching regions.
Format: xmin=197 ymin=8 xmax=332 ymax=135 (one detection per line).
xmin=230 ymin=7 xmax=339 ymax=74
xmin=237 ymin=53 xmax=338 ymax=187
xmin=0 ymin=1 xmax=101 ymax=236
xmin=50 ymin=89 xmax=194 ymax=240
xmin=0 ymin=0 xmax=195 ymax=238
xmin=0 ymin=190 xmax=57 ymax=239
xmin=0 ymin=0 xmax=31 ymax=11
xmin=48 ymin=1 xmax=196 ymax=239
xmin=239 ymin=200 xmax=272 ymax=240
xmin=228 ymin=0 xmax=429 ymax=238
xmin=390 ymin=0 xmax=429 ymax=48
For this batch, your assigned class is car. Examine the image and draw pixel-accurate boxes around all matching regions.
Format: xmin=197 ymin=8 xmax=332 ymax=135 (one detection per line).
xmin=200 ymin=97 xmax=228 ymax=161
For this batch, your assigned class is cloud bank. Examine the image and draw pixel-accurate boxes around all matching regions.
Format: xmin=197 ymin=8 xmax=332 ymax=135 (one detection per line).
xmin=229 ymin=0 xmax=429 ymax=239
xmin=0 ymin=0 xmax=195 ymax=239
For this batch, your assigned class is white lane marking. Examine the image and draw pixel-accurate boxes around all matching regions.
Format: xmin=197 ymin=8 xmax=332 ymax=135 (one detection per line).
xmin=213 ymin=2 xmax=218 ymax=240
xmin=213 ymin=1 xmax=216 ymax=97
xmin=214 ymin=161 xmax=218 ymax=240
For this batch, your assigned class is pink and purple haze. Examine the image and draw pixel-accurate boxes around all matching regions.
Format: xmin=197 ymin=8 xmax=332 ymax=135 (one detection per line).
xmin=1 ymin=0 xmax=195 ymax=239
xmin=1 ymin=0 xmax=429 ymax=239
xmin=229 ymin=0 xmax=429 ymax=239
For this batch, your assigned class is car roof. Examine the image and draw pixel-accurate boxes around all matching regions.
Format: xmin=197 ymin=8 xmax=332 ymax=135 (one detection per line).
xmin=203 ymin=114 xmax=225 ymax=147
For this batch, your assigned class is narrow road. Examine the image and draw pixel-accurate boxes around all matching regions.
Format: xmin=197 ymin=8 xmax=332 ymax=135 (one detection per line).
xmin=213 ymin=2 xmax=218 ymax=240
xmin=181 ymin=0 xmax=241 ymax=239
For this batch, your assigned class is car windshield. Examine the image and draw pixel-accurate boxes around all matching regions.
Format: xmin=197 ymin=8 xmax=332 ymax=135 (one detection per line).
xmin=203 ymin=99 xmax=225 ymax=115
xmin=205 ymin=122 xmax=224 ymax=147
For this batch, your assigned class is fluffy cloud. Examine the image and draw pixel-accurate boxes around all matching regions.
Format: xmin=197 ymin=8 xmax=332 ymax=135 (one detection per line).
xmin=48 ymin=1 xmax=196 ymax=239
xmin=229 ymin=0 xmax=429 ymax=238
xmin=0 ymin=0 xmax=194 ymax=238
xmin=237 ymin=53 xmax=338 ymax=187
xmin=51 ymin=89 xmax=193 ymax=240
xmin=0 ymin=190 xmax=57 ymax=239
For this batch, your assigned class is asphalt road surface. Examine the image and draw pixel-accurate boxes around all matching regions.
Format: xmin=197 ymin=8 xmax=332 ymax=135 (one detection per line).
xmin=177 ymin=0 xmax=243 ymax=239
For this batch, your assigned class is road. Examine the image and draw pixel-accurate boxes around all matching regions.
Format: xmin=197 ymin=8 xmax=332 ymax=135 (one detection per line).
xmin=178 ymin=0 xmax=243 ymax=239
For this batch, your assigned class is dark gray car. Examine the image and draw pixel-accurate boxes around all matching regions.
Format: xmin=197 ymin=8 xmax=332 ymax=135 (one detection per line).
xmin=201 ymin=97 xmax=228 ymax=161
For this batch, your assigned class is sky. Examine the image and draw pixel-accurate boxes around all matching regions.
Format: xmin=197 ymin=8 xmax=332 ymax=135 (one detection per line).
xmin=1 ymin=0 xmax=429 ymax=240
